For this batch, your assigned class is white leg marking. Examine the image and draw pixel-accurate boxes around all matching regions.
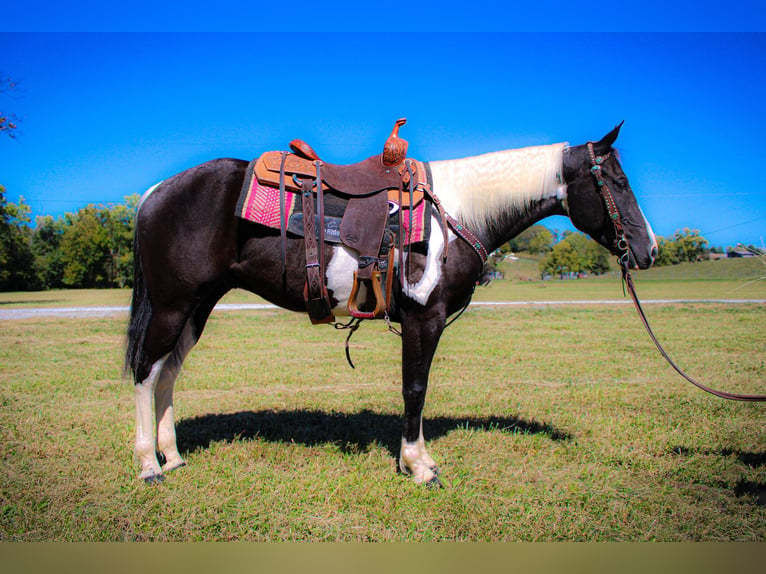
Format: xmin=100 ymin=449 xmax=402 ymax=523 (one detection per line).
xmin=135 ymin=356 xmax=168 ymax=481
xmin=399 ymin=419 xmax=438 ymax=484
xmin=417 ymin=421 xmax=437 ymax=471
xmin=154 ymin=320 xmax=196 ymax=472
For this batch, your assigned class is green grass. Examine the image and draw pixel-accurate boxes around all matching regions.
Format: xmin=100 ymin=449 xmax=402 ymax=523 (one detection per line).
xmin=481 ymin=256 xmax=766 ymax=302
xmin=1 ymin=299 xmax=765 ymax=540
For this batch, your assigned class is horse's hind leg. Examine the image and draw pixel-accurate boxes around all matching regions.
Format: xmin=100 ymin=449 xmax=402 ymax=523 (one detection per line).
xmin=135 ymin=358 xmax=166 ymax=482
xmin=135 ymin=310 xmax=199 ymax=482
xmin=154 ymin=318 xmax=197 ymax=472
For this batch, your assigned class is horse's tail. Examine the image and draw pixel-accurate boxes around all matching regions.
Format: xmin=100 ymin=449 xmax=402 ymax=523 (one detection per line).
xmin=124 ymin=227 xmax=151 ymax=383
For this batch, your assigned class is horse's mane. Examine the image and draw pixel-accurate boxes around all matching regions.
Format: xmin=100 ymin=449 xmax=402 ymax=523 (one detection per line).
xmin=429 ymin=143 xmax=566 ymax=235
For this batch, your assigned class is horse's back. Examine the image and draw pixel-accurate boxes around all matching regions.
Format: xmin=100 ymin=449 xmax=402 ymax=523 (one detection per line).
xmin=137 ymin=158 xmax=248 ymax=226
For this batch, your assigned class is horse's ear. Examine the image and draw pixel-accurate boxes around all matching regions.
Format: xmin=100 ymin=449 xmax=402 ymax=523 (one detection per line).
xmin=595 ymin=121 xmax=624 ymax=153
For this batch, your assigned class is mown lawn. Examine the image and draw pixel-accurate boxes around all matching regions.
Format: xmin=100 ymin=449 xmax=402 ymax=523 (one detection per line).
xmin=1 ymin=296 xmax=764 ymax=540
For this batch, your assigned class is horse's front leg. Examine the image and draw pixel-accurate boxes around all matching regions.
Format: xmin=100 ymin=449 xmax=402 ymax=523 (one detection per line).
xmin=399 ymin=303 xmax=446 ymax=486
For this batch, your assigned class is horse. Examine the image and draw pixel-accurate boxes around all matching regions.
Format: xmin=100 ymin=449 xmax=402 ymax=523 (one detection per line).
xmin=125 ymin=122 xmax=658 ymax=485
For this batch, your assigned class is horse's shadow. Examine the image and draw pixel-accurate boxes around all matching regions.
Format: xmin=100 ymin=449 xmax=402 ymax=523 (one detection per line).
xmin=175 ymin=408 xmax=571 ymax=458
xmin=175 ymin=410 xmax=766 ymax=506
xmin=672 ymin=446 xmax=766 ymax=506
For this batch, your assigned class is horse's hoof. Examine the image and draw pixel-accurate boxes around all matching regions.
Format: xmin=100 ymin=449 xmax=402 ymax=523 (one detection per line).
xmin=143 ymin=473 xmax=165 ymax=485
xmin=426 ymin=475 xmax=443 ymax=488
xmin=163 ymin=461 xmax=187 ymax=473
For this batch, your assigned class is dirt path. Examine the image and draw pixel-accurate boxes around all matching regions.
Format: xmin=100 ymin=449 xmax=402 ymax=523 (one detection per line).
xmin=2 ymin=300 xmax=764 ymax=320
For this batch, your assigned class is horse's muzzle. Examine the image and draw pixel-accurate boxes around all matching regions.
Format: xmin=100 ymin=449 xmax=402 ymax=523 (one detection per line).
xmin=629 ymin=244 xmax=657 ymax=270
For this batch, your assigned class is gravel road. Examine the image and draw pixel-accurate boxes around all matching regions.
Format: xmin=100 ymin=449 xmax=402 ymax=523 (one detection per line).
xmin=1 ymin=300 xmax=764 ymax=320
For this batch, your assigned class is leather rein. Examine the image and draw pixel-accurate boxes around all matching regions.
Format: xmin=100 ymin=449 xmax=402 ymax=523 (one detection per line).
xmin=587 ymin=142 xmax=766 ymax=402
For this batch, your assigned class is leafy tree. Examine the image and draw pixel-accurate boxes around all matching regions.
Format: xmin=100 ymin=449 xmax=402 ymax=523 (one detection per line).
xmin=540 ymin=239 xmax=581 ymax=278
xmin=528 ymin=227 xmax=554 ymax=255
xmin=0 ymin=186 xmax=39 ymax=290
xmin=32 ymin=215 xmax=67 ymax=288
xmin=654 ymin=229 xmax=709 ymax=266
xmin=585 ymin=239 xmax=611 ymax=275
xmin=60 ymin=206 xmax=112 ymax=287
xmin=561 ymin=232 xmax=590 ymax=266
xmin=58 ymin=197 xmax=138 ymax=288
xmin=506 ymin=224 xmax=554 ymax=254
xmin=654 ymin=236 xmax=677 ymax=266
xmin=103 ymin=195 xmax=139 ymax=288
xmin=539 ymin=231 xmax=612 ymax=278
xmin=673 ymin=228 xmax=709 ymax=262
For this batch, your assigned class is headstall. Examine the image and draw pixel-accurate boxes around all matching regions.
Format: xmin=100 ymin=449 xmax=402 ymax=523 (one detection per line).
xmin=587 ymin=142 xmax=630 ymax=268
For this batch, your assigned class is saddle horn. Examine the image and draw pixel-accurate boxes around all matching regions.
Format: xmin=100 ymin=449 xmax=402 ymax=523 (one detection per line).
xmin=382 ymin=118 xmax=408 ymax=166
xmin=289 ymin=139 xmax=321 ymax=161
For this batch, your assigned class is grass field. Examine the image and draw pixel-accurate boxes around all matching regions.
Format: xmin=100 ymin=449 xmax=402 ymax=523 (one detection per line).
xmin=1 ymin=259 xmax=765 ymax=541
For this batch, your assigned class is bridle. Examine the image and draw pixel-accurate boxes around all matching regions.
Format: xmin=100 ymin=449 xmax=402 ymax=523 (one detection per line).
xmin=587 ymin=142 xmax=766 ymax=402
xmin=587 ymin=143 xmax=630 ymax=267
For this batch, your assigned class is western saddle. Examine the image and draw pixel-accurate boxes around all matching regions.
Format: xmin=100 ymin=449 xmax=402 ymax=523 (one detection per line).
xmin=253 ymin=119 xmax=486 ymax=325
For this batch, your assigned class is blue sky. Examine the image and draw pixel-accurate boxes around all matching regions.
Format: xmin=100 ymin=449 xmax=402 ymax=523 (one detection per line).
xmin=1 ymin=29 xmax=765 ymax=247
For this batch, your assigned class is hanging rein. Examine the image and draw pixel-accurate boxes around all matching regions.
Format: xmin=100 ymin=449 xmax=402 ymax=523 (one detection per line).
xmin=587 ymin=142 xmax=766 ymax=402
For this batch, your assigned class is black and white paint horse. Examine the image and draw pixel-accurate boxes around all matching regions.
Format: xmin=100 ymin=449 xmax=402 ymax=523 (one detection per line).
xmin=125 ymin=123 xmax=657 ymax=485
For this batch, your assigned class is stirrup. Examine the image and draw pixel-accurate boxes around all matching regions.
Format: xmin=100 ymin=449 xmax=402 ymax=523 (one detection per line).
xmin=304 ymin=282 xmax=335 ymax=325
xmin=348 ymin=269 xmax=386 ymax=319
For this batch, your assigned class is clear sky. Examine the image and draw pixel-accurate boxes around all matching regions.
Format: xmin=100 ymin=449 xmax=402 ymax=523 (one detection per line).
xmin=2 ymin=26 xmax=765 ymax=247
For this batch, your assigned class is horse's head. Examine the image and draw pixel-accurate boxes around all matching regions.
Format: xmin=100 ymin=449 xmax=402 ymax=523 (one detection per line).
xmin=563 ymin=123 xmax=657 ymax=270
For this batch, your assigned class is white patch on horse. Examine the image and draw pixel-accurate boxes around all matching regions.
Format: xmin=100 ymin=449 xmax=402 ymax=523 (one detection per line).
xmin=429 ymin=144 xmax=566 ymax=238
xmin=400 ymin=215 xmax=450 ymax=305
xmin=134 ymin=319 xmax=196 ymax=481
xmin=137 ymin=180 xmax=164 ymax=213
xmin=134 ymin=355 xmax=168 ymax=481
xmin=154 ymin=319 xmax=195 ymax=472
xmin=639 ymin=205 xmax=659 ymax=262
xmin=326 ymin=245 xmax=358 ymax=315
xmin=399 ymin=419 xmax=438 ymax=484
xmin=326 ymin=216 xmax=448 ymax=310
xmin=557 ymin=181 xmax=569 ymax=213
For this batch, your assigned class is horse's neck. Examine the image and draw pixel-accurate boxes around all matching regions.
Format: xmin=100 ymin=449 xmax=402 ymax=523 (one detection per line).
xmin=429 ymin=143 xmax=567 ymax=250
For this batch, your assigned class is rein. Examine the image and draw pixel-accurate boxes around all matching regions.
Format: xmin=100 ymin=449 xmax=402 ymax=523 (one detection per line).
xmin=588 ymin=142 xmax=766 ymax=402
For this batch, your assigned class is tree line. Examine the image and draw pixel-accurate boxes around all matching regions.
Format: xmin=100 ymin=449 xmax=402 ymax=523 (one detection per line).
xmin=497 ymin=224 xmax=724 ymax=279
xmin=0 ymin=186 xmax=138 ymax=291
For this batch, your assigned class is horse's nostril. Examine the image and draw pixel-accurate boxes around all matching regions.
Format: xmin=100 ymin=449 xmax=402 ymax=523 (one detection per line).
xmin=651 ymin=246 xmax=658 ymax=261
